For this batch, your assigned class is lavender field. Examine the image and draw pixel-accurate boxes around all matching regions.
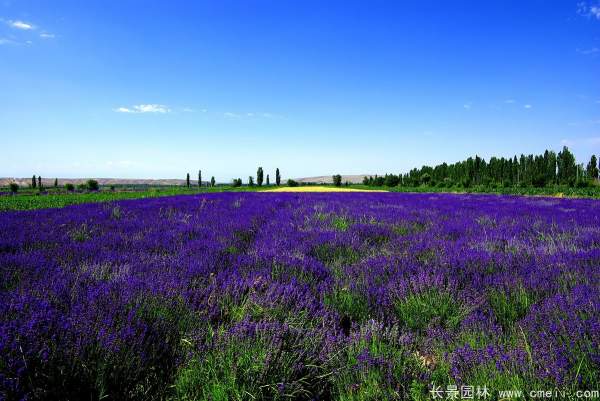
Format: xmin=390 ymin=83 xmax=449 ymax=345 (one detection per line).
xmin=1 ymin=192 xmax=599 ymax=400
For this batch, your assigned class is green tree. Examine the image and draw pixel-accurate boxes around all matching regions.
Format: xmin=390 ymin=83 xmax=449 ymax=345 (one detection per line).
xmin=332 ymin=174 xmax=342 ymax=187
xmin=65 ymin=183 xmax=75 ymax=192
xmin=54 ymin=178 xmax=58 ymax=188
xmin=557 ymin=146 xmax=576 ymax=185
xmin=257 ymin=167 xmax=264 ymax=186
xmin=9 ymin=182 xmax=19 ymax=193
xmin=266 ymin=174 xmax=270 ymax=185
xmin=86 ymin=179 xmax=99 ymax=191
xmin=211 ymin=176 xmax=216 ymax=187
xmin=248 ymin=176 xmax=254 ymax=186
xmin=38 ymin=176 xmax=42 ymax=190
xmin=32 ymin=175 xmax=37 ymax=188
xmin=232 ymin=178 xmax=242 ymax=187
xmin=586 ymin=155 xmax=598 ymax=181
xmin=287 ymin=179 xmax=298 ymax=187
xmin=275 ymin=168 xmax=281 ymax=186
xmin=186 ymin=173 xmax=190 ymax=188
xmin=198 ymin=170 xmax=202 ymax=188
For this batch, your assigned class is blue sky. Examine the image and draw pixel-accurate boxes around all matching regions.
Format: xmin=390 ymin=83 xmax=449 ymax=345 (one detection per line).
xmin=1 ymin=0 xmax=599 ymax=181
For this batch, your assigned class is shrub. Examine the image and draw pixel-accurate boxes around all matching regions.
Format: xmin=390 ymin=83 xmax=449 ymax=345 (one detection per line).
xmin=86 ymin=180 xmax=99 ymax=191
xmin=287 ymin=179 xmax=299 ymax=187
xmin=9 ymin=182 xmax=19 ymax=193
xmin=65 ymin=183 xmax=75 ymax=192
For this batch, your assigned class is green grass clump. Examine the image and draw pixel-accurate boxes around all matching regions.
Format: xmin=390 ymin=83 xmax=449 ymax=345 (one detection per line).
xmin=488 ymin=286 xmax=533 ymax=330
xmin=173 ymin=326 xmax=326 ymax=401
xmin=329 ymin=323 xmax=421 ymax=401
xmin=312 ymin=244 xmax=360 ymax=269
xmin=394 ymin=289 xmax=462 ymax=331
xmin=325 ymin=287 xmax=370 ymax=323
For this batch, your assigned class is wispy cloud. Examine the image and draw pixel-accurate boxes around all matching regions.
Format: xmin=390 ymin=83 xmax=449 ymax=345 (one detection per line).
xmin=577 ymin=47 xmax=599 ymax=55
xmin=524 ymin=104 xmax=532 ymax=109
xmin=224 ymin=111 xmax=280 ymax=119
xmin=504 ymin=99 xmax=516 ymax=104
xmin=463 ymin=103 xmax=472 ymax=110
xmin=578 ymin=2 xmax=600 ymax=19
xmin=114 ymin=104 xmax=170 ymax=114
xmin=8 ymin=20 xmax=34 ymax=30
xmin=39 ymin=32 xmax=55 ymax=39
xmin=0 ymin=37 xmax=16 ymax=45
xmin=568 ymin=119 xmax=600 ymax=126
xmin=561 ymin=136 xmax=600 ymax=147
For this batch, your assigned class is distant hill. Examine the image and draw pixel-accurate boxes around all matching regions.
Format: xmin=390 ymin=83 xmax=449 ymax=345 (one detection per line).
xmin=1 ymin=175 xmax=375 ymax=187
xmin=0 ymin=177 xmax=194 ymax=187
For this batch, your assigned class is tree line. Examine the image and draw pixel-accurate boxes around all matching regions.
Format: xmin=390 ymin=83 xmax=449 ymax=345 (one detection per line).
xmin=363 ymin=147 xmax=599 ymax=188
xmin=185 ymin=168 xmax=282 ymax=188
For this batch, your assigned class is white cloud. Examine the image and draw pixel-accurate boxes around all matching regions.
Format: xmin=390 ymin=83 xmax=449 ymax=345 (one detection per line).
xmin=115 ymin=107 xmax=134 ymax=113
xmin=463 ymin=103 xmax=471 ymax=110
xmin=524 ymin=104 xmax=532 ymax=109
xmin=0 ymin=37 xmax=15 ymax=45
xmin=504 ymin=99 xmax=516 ymax=104
xmin=578 ymin=2 xmax=600 ymax=19
xmin=39 ymin=32 xmax=55 ymax=39
xmin=224 ymin=112 xmax=241 ymax=118
xmin=9 ymin=20 xmax=34 ymax=30
xmin=114 ymin=104 xmax=170 ymax=114
xmin=182 ymin=107 xmax=195 ymax=112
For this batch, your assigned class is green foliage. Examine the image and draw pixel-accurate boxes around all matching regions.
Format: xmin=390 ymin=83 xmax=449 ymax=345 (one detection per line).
xmin=276 ymin=168 xmax=281 ymax=186
xmin=329 ymin=323 xmax=419 ymax=401
xmin=287 ymin=179 xmax=299 ymax=187
xmin=361 ymin=147 xmax=598 ymax=189
xmin=586 ymin=155 xmax=598 ymax=180
xmin=9 ymin=182 xmax=19 ymax=193
xmin=257 ymin=167 xmax=264 ymax=186
xmin=65 ymin=183 xmax=75 ymax=192
xmin=86 ymin=179 xmax=99 ymax=191
xmin=331 ymin=215 xmax=351 ymax=231
xmin=488 ymin=286 xmax=533 ymax=330
xmin=248 ymin=176 xmax=254 ymax=186
xmin=394 ymin=289 xmax=462 ymax=331
xmin=333 ymin=174 xmax=342 ymax=187
xmin=232 ymin=178 xmax=242 ymax=187
xmin=312 ymin=244 xmax=359 ymax=270
xmin=173 ymin=326 xmax=326 ymax=401
xmin=325 ymin=287 xmax=369 ymax=322
xmin=211 ymin=176 xmax=216 ymax=187
xmin=186 ymin=173 xmax=190 ymax=188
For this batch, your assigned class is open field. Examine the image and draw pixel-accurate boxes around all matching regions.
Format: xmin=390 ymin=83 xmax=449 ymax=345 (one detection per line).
xmin=0 ymin=186 xmax=267 ymax=211
xmin=1 ymin=192 xmax=598 ymax=400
